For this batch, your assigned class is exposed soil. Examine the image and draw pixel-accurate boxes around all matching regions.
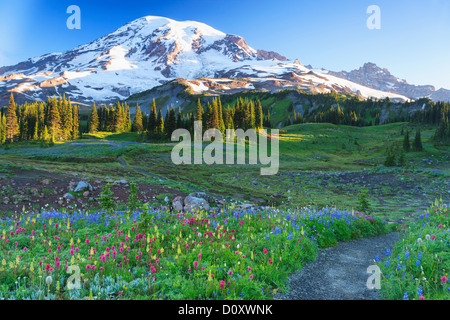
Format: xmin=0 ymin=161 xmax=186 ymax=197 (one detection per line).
xmin=0 ymin=166 xmax=188 ymax=216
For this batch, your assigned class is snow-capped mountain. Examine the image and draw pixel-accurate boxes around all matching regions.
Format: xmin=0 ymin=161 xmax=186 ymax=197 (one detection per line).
xmin=323 ymin=62 xmax=450 ymax=102
xmin=0 ymin=16 xmax=411 ymax=106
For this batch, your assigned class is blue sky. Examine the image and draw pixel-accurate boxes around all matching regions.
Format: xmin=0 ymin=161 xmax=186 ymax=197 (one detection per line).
xmin=1 ymin=0 xmax=449 ymax=89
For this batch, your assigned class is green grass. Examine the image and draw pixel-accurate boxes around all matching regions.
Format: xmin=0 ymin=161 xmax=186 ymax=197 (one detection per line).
xmin=0 ymin=122 xmax=448 ymax=223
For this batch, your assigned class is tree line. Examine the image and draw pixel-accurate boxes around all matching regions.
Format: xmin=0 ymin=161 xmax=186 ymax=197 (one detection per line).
xmin=0 ymin=94 xmax=80 ymax=145
xmin=87 ymin=96 xmax=264 ymax=139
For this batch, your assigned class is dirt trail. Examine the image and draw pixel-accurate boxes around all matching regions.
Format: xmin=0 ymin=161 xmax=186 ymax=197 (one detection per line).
xmin=274 ymin=232 xmax=399 ymax=300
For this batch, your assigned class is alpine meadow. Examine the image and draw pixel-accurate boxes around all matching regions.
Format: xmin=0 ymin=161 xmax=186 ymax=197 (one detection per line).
xmin=0 ymin=1 xmax=449 ymax=307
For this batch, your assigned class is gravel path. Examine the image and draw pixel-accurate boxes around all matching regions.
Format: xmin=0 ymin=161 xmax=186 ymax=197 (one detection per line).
xmin=274 ymin=232 xmax=400 ymax=300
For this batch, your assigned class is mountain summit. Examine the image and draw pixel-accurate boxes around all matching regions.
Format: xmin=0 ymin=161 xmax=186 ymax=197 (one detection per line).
xmin=0 ymin=16 xmax=288 ymax=104
xmin=328 ymin=62 xmax=450 ymax=102
xmin=0 ymin=16 xmax=418 ymax=105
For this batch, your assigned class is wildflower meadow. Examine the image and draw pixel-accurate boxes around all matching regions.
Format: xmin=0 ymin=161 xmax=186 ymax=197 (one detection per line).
xmin=0 ymin=206 xmax=388 ymax=300
xmin=377 ymin=200 xmax=450 ymax=300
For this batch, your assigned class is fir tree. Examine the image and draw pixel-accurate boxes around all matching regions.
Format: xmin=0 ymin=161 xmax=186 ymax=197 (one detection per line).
xmin=48 ymin=97 xmax=61 ymax=140
xmin=132 ymin=104 xmax=144 ymax=132
xmin=156 ymin=109 xmax=164 ymax=135
xmin=176 ymin=106 xmax=183 ymax=129
xmin=5 ymin=93 xmax=19 ymax=142
xmin=72 ymin=105 xmax=80 ymax=139
xmin=0 ymin=114 xmax=4 ymax=144
xmin=196 ymin=99 xmax=203 ymax=122
xmin=148 ymin=99 xmax=157 ymax=133
xmin=403 ymin=130 xmax=410 ymax=152
xmin=255 ymin=100 xmax=263 ymax=129
xmin=88 ymin=103 xmax=100 ymax=134
xmin=42 ymin=125 xmax=50 ymax=142
xmin=165 ymin=105 xmax=177 ymax=136
xmin=414 ymin=128 xmax=423 ymax=151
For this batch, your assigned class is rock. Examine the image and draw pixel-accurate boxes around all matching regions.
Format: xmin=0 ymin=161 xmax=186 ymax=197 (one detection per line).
xmin=184 ymin=195 xmax=210 ymax=212
xmin=63 ymin=193 xmax=75 ymax=200
xmin=172 ymin=196 xmax=184 ymax=212
xmin=42 ymin=179 xmax=50 ymax=185
xmin=189 ymin=192 xmax=208 ymax=199
xmin=157 ymin=205 xmax=170 ymax=212
xmin=83 ymin=191 xmax=90 ymax=198
xmin=118 ymin=179 xmax=128 ymax=185
xmin=74 ymin=181 xmax=93 ymax=192
xmin=237 ymin=203 xmax=256 ymax=210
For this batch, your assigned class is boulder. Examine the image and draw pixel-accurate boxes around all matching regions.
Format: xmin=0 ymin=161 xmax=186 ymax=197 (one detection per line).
xmin=172 ymin=196 xmax=184 ymax=212
xmin=184 ymin=195 xmax=210 ymax=212
xmin=63 ymin=193 xmax=75 ymax=200
xmin=74 ymin=181 xmax=93 ymax=192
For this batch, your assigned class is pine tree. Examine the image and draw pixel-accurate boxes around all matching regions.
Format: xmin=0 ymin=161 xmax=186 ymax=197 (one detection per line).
xmin=33 ymin=119 xmax=39 ymax=141
xmin=0 ymin=114 xmax=3 ymax=144
xmin=132 ymin=104 xmax=144 ymax=132
xmin=62 ymin=99 xmax=73 ymax=139
xmin=196 ymin=99 xmax=203 ymax=122
xmin=72 ymin=105 xmax=80 ymax=139
xmin=414 ymin=128 xmax=423 ymax=151
xmin=176 ymin=106 xmax=183 ymax=129
xmin=113 ymin=102 xmax=124 ymax=132
xmin=156 ymin=109 xmax=164 ymax=135
xmin=48 ymin=97 xmax=61 ymax=141
xmin=5 ymin=93 xmax=19 ymax=142
xmin=88 ymin=103 xmax=100 ymax=134
xmin=403 ymin=130 xmax=410 ymax=152
xmin=42 ymin=125 xmax=50 ymax=142
xmin=165 ymin=105 xmax=177 ymax=136
xmin=0 ymin=114 xmax=6 ymax=144
xmin=255 ymin=100 xmax=263 ymax=129
xmin=148 ymin=99 xmax=157 ymax=133
xmin=124 ymin=103 xmax=132 ymax=132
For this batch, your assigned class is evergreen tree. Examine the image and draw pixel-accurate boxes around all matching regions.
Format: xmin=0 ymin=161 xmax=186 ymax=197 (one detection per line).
xmin=176 ymin=106 xmax=183 ymax=129
xmin=112 ymin=102 xmax=125 ymax=132
xmin=165 ymin=105 xmax=177 ymax=136
xmin=255 ymin=100 xmax=263 ymax=129
xmin=48 ymin=97 xmax=61 ymax=141
xmin=156 ymin=109 xmax=164 ymax=135
xmin=42 ymin=125 xmax=50 ymax=142
xmin=403 ymin=130 xmax=410 ymax=152
xmin=33 ymin=119 xmax=39 ymax=141
xmin=148 ymin=99 xmax=157 ymax=133
xmin=88 ymin=103 xmax=100 ymax=134
xmin=5 ymin=93 xmax=19 ymax=142
xmin=72 ymin=105 xmax=80 ymax=139
xmin=0 ymin=114 xmax=6 ymax=144
xmin=132 ymin=104 xmax=144 ymax=132
xmin=124 ymin=103 xmax=132 ymax=132
xmin=196 ymin=99 xmax=203 ymax=122
xmin=414 ymin=128 xmax=423 ymax=151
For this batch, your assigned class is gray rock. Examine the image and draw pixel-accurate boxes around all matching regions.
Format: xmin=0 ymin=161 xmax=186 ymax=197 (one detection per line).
xmin=74 ymin=181 xmax=93 ymax=192
xmin=184 ymin=195 xmax=210 ymax=212
xmin=172 ymin=196 xmax=184 ymax=212
xmin=63 ymin=193 xmax=75 ymax=200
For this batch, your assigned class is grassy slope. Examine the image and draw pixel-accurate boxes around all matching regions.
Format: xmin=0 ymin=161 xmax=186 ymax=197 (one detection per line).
xmin=1 ymin=123 xmax=448 ymax=222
